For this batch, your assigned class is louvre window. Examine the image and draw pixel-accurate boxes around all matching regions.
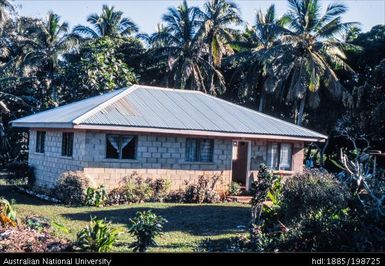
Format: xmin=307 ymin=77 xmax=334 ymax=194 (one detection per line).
xmin=62 ymin=132 xmax=74 ymax=157
xmin=266 ymin=143 xmax=292 ymax=170
xmin=106 ymin=135 xmax=137 ymax=159
xmin=35 ymin=131 xmax=46 ymax=153
xmin=185 ymin=138 xmax=214 ymax=162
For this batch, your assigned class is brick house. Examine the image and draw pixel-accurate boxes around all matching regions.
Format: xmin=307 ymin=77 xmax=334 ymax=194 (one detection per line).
xmin=11 ymin=85 xmax=327 ymax=191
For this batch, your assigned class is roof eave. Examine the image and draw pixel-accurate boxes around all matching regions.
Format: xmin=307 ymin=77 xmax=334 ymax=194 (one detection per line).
xmin=73 ymin=124 xmax=327 ymax=142
xmin=11 ymin=122 xmax=74 ymax=129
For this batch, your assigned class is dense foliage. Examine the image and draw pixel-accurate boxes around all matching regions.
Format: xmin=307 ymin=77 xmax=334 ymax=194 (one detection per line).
xmin=53 ymin=171 xmax=92 ymax=205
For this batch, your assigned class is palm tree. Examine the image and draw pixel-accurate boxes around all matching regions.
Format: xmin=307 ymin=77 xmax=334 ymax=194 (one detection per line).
xmin=263 ymin=0 xmax=357 ymax=125
xmin=73 ymin=5 xmax=138 ymax=39
xmin=227 ymin=4 xmax=286 ymax=111
xmin=198 ymin=0 xmax=242 ymax=95
xmin=0 ymin=0 xmax=14 ymax=26
xmin=23 ymin=11 xmax=78 ymax=104
xmin=150 ymin=0 xmax=225 ymax=93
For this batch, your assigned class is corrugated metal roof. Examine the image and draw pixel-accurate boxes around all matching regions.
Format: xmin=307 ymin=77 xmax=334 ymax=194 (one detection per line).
xmin=11 ymin=85 xmax=327 ymax=140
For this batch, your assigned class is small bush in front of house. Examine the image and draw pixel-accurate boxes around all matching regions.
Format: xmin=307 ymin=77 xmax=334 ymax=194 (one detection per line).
xmin=280 ymin=169 xmax=350 ymax=222
xmin=5 ymin=162 xmax=35 ymax=186
xmin=107 ymin=174 xmax=171 ymax=205
xmin=247 ymin=168 xmax=362 ymax=252
xmin=183 ymin=173 xmax=223 ymax=203
xmin=107 ymin=173 xmax=153 ymax=204
xmin=128 ymin=210 xmax=167 ymax=252
xmin=76 ymin=217 xmax=121 ymax=252
xmin=54 ymin=171 xmax=91 ymax=205
xmin=229 ymin=181 xmax=242 ymax=196
xmin=85 ymin=186 xmax=108 ymax=207
xmin=164 ymin=190 xmax=185 ymax=203
xmin=149 ymin=178 xmax=171 ymax=202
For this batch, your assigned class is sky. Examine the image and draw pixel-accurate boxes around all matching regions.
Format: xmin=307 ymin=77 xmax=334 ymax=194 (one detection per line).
xmin=12 ymin=0 xmax=385 ymax=34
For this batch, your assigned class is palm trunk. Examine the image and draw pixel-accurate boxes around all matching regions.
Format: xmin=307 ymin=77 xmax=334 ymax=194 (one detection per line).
xmin=208 ymin=39 xmax=215 ymax=95
xmin=296 ymin=92 xmax=307 ymax=126
xmin=320 ymin=138 xmax=329 ymax=169
xmin=258 ymin=90 xmax=265 ymax=112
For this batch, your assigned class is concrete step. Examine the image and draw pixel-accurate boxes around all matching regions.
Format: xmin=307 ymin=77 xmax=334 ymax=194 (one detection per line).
xmin=226 ymin=195 xmax=252 ymax=204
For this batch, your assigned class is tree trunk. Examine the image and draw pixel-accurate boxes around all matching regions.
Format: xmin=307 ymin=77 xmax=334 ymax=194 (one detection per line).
xmin=258 ymin=90 xmax=265 ymax=112
xmin=208 ymin=38 xmax=215 ymax=95
xmin=320 ymin=138 xmax=329 ymax=169
xmin=296 ymin=92 xmax=307 ymax=126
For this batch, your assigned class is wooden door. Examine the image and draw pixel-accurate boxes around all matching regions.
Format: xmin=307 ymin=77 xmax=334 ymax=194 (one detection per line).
xmin=232 ymin=141 xmax=249 ymax=186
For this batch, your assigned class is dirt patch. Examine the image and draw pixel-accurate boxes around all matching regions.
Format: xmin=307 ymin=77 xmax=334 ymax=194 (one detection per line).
xmin=0 ymin=226 xmax=72 ymax=252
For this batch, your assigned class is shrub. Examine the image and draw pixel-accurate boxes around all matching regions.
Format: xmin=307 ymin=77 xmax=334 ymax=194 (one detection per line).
xmin=76 ymin=217 xmax=121 ymax=252
xmin=107 ymin=186 xmax=131 ymax=205
xmin=280 ymin=169 xmax=350 ymax=222
xmin=128 ymin=210 xmax=167 ymax=252
xmin=149 ymin=178 xmax=171 ymax=202
xmin=85 ymin=186 xmax=108 ymax=207
xmin=54 ymin=171 xmax=91 ymax=205
xmin=5 ymin=162 xmax=35 ymax=186
xmin=229 ymin=181 xmax=242 ymax=196
xmin=183 ymin=173 xmax=223 ymax=203
xmin=164 ymin=190 xmax=185 ymax=203
xmin=107 ymin=174 xmax=171 ymax=205
xmin=266 ymin=169 xmax=354 ymax=251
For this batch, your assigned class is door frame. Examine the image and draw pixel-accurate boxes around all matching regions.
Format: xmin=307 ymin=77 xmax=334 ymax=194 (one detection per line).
xmin=231 ymin=140 xmax=252 ymax=190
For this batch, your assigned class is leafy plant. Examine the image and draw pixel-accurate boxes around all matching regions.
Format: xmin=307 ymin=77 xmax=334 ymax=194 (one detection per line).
xmin=0 ymin=197 xmax=17 ymax=226
xmin=85 ymin=186 xmax=108 ymax=207
xmin=52 ymin=221 xmax=70 ymax=234
xmin=76 ymin=217 xmax=121 ymax=252
xmin=229 ymin=181 xmax=242 ymax=196
xmin=25 ymin=216 xmax=50 ymax=231
xmin=128 ymin=210 xmax=167 ymax=252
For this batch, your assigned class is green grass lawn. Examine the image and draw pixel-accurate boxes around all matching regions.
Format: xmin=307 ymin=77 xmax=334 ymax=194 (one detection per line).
xmin=0 ymin=181 xmax=250 ymax=252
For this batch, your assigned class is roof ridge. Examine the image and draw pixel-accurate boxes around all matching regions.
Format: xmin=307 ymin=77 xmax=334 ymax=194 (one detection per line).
xmin=72 ymin=85 xmax=138 ymax=125
xmin=198 ymin=91 xmax=328 ymax=139
xmin=139 ymin=85 xmax=201 ymax=93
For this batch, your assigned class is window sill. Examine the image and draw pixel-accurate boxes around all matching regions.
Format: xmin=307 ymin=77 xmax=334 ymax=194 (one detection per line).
xmin=59 ymin=155 xmax=73 ymax=159
xmin=102 ymin=159 xmax=139 ymax=163
xmin=180 ymin=161 xmax=215 ymax=165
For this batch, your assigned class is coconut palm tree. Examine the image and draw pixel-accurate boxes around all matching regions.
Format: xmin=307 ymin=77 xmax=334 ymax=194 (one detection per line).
xmin=150 ymin=0 xmax=225 ymax=93
xmin=198 ymin=0 xmax=242 ymax=95
xmin=22 ymin=11 xmax=78 ymax=104
xmin=263 ymin=0 xmax=357 ymax=125
xmin=226 ymin=4 xmax=287 ymax=111
xmin=73 ymin=5 xmax=138 ymax=39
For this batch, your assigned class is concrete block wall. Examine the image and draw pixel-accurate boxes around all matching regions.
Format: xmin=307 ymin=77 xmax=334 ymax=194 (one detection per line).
xmin=28 ymin=128 xmax=304 ymax=192
xmin=28 ymin=129 xmax=86 ymax=188
xmin=82 ymin=132 xmax=233 ymax=191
